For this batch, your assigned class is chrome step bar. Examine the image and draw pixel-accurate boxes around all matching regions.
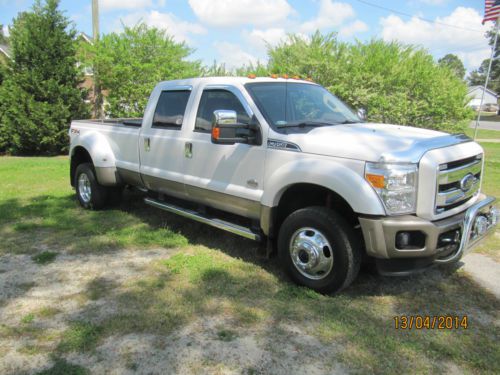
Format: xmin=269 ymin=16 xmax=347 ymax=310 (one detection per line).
xmin=144 ymin=198 xmax=261 ymax=241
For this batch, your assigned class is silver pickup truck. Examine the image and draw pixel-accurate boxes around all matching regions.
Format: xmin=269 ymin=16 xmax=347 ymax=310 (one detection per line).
xmin=69 ymin=77 xmax=498 ymax=293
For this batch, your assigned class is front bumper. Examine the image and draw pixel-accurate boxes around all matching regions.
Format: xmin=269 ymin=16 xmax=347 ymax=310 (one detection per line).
xmin=359 ymin=194 xmax=498 ymax=265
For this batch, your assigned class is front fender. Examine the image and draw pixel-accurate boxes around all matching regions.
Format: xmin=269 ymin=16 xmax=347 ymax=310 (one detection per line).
xmin=262 ymin=158 xmax=386 ymax=216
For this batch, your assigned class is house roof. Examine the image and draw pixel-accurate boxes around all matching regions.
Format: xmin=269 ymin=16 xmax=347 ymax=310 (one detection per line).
xmin=467 ymin=85 xmax=498 ymax=98
xmin=78 ymin=32 xmax=93 ymax=45
xmin=0 ymin=43 xmax=10 ymax=58
xmin=0 ymin=32 xmax=92 ymax=60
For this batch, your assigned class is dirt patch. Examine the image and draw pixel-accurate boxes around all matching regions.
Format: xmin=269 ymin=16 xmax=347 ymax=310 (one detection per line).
xmin=1 ymin=245 xmax=499 ymax=374
xmin=461 ymin=253 xmax=500 ymax=299
xmin=64 ymin=319 xmax=345 ymax=375
xmin=0 ymin=248 xmax=345 ymax=375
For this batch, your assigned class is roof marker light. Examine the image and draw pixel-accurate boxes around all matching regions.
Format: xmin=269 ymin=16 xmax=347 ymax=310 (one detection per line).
xmin=247 ymin=74 xmax=256 ymax=79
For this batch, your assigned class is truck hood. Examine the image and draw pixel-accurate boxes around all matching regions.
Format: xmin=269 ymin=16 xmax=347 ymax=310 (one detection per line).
xmin=282 ymin=123 xmax=470 ymax=163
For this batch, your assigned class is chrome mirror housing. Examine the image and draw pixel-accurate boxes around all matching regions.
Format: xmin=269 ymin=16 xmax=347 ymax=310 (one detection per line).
xmin=357 ymin=108 xmax=367 ymax=121
xmin=213 ymin=110 xmax=237 ymax=126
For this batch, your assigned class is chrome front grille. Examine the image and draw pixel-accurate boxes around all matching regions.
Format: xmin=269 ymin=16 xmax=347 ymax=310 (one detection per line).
xmin=435 ymin=154 xmax=482 ymax=213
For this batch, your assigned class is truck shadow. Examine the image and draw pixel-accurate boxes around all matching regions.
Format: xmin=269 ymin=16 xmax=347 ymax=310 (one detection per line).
xmin=0 ymin=188 xmax=488 ymax=299
xmin=116 ymin=189 xmax=476 ymax=298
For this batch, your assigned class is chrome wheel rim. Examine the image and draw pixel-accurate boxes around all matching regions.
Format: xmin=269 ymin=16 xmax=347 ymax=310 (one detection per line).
xmin=78 ymin=173 xmax=92 ymax=203
xmin=289 ymin=227 xmax=333 ymax=280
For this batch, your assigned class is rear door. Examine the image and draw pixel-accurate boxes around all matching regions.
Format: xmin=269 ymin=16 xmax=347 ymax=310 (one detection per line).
xmin=139 ymin=85 xmax=193 ymax=199
xmin=182 ymin=84 xmax=267 ymax=219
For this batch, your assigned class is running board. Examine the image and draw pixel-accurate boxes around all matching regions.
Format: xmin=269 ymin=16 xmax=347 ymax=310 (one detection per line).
xmin=144 ymin=198 xmax=261 ymax=241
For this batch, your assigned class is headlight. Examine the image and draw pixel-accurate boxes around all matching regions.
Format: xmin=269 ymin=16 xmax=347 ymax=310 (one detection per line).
xmin=365 ymin=162 xmax=418 ymax=215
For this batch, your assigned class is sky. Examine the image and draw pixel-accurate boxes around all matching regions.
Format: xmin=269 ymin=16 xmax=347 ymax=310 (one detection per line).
xmin=0 ymin=0 xmax=494 ymax=72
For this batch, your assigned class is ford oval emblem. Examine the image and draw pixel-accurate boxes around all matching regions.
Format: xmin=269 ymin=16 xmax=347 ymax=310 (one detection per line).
xmin=460 ymin=173 xmax=475 ymax=192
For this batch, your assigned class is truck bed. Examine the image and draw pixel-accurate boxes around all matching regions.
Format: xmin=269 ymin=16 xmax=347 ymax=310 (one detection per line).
xmin=73 ymin=118 xmax=143 ymax=127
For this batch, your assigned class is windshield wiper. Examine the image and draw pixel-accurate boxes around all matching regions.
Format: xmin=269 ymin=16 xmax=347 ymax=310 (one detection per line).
xmin=276 ymin=121 xmax=333 ymax=128
xmin=335 ymin=119 xmax=361 ymax=124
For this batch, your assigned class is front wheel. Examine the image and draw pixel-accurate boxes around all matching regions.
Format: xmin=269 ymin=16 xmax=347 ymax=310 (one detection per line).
xmin=278 ymin=206 xmax=361 ymax=294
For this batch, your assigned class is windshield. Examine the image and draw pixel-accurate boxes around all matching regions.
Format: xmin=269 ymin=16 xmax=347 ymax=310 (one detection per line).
xmin=245 ymin=82 xmax=360 ymax=130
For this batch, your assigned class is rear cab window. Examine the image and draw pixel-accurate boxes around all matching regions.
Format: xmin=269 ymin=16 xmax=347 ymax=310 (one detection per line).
xmin=152 ymin=90 xmax=191 ymax=129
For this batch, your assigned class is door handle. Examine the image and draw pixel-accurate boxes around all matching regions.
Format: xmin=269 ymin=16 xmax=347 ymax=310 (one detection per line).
xmin=144 ymin=137 xmax=151 ymax=152
xmin=185 ymin=142 xmax=193 ymax=158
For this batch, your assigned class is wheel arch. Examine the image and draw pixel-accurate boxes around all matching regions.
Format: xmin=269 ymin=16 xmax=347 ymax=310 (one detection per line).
xmin=70 ymin=146 xmax=93 ymax=187
xmin=260 ymin=159 xmax=386 ymax=237
xmin=269 ymin=183 xmax=359 ymax=238
xmin=70 ymin=131 xmax=117 ymax=187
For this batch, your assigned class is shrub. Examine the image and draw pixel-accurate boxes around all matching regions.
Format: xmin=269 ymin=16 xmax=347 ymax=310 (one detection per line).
xmin=267 ymin=33 xmax=473 ymax=132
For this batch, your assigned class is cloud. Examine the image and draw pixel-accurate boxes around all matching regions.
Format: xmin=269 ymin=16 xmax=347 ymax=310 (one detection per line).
xmin=213 ymin=41 xmax=258 ymax=69
xmin=119 ymin=11 xmax=206 ymax=43
xmin=380 ymin=7 xmax=490 ymax=69
xmin=418 ymin=0 xmax=449 ymax=5
xmin=188 ymin=0 xmax=293 ymax=27
xmin=101 ymin=0 xmax=153 ymax=12
xmin=299 ymin=0 xmax=355 ymax=33
xmin=243 ymin=28 xmax=287 ymax=53
xmin=339 ymin=20 xmax=368 ymax=37
xmin=2 ymin=24 xmax=9 ymax=37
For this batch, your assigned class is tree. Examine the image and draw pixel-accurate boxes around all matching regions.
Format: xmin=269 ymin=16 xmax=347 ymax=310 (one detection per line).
xmin=268 ymin=33 xmax=472 ymax=132
xmin=0 ymin=24 xmax=7 ymax=44
xmin=467 ymin=26 xmax=500 ymax=94
xmin=84 ymin=23 xmax=202 ymax=118
xmin=438 ymin=54 xmax=466 ymax=80
xmin=0 ymin=0 xmax=88 ymax=155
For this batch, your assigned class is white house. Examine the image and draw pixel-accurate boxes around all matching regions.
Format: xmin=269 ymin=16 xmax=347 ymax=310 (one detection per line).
xmin=467 ymin=86 xmax=498 ymax=111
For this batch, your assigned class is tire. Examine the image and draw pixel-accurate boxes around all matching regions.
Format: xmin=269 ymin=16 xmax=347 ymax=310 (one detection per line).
xmin=74 ymin=163 xmax=109 ymax=210
xmin=278 ymin=206 xmax=361 ymax=294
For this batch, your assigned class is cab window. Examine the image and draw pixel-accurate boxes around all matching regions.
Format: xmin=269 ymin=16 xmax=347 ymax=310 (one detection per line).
xmin=152 ymin=90 xmax=191 ymax=129
xmin=195 ymin=89 xmax=250 ymax=132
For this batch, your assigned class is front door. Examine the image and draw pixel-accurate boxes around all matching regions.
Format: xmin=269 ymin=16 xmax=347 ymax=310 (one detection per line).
xmin=183 ymin=85 xmax=267 ymax=219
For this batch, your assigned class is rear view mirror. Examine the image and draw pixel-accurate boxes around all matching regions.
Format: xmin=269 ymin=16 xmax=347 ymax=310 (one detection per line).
xmin=211 ymin=110 xmax=261 ymax=145
xmin=357 ymin=108 xmax=367 ymax=121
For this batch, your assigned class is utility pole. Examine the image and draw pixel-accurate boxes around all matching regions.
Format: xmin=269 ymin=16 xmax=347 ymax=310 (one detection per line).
xmin=91 ymin=0 xmax=103 ymax=119
xmin=92 ymin=0 xmax=99 ymax=41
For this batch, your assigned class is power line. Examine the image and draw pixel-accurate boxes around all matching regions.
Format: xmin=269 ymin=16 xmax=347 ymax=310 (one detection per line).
xmin=355 ymin=0 xmax=487 ymax=34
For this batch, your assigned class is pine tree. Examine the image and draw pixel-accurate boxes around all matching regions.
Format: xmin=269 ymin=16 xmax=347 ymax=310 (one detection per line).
xmin=0 ymin=0 xmax=88 ymax=155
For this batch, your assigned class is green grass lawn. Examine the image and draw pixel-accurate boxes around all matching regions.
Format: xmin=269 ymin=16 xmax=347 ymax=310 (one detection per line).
xmin=0 ymin=156 xmax=499 ymax=374
xmin=464 ymin=128 xmax=500 ymax=140
xmin=474 ymin=112 xmax=500 ymax=122
xmin=474 ymin=142 xmax=500 ymax=261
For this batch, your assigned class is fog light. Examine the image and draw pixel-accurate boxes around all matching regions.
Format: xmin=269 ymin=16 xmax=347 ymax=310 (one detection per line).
xmin=395 ymin=231 xmax=426 ymax=250
xmin=490 ymin=207 xmax=499 ymax=227
xmin=474 ymin=215 xmax=489 ymax=237
xmin=396 ymin=232 xmax=410 ymax=248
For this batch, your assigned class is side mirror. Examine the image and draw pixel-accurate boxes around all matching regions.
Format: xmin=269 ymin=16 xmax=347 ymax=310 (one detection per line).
xmin=211 ymin=110 xmax=261 ymax=145
xmin=357 ymin=108 xmax=367 ymax=121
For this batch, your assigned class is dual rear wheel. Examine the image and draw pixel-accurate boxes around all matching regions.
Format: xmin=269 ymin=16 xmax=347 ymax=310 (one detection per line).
xmin=74 ymin=163 xmax=122 ymax=209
